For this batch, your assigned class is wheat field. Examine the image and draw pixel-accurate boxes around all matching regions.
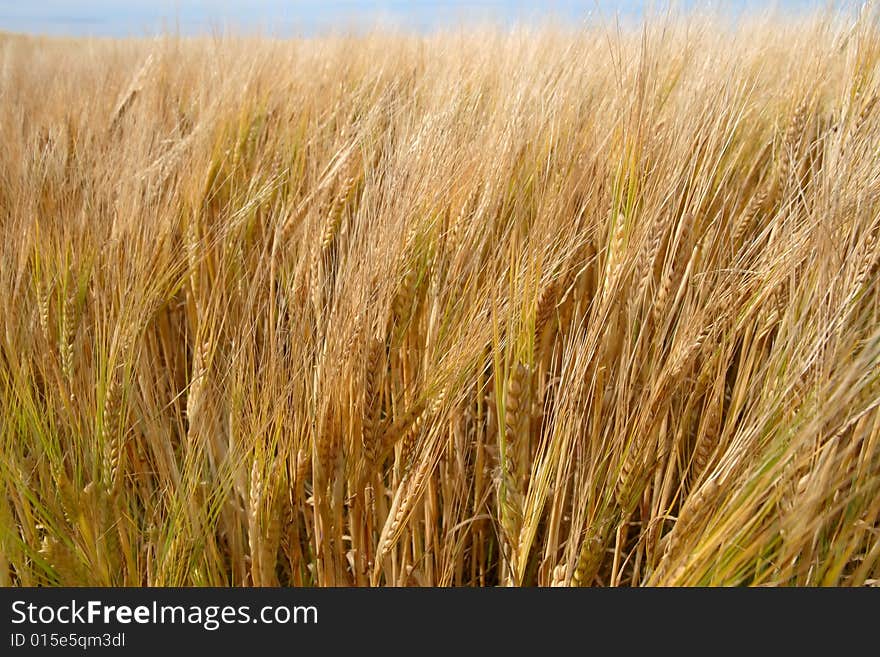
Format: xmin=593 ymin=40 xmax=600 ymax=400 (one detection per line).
xmin=1 ymin=8 xmax=879 ymax=587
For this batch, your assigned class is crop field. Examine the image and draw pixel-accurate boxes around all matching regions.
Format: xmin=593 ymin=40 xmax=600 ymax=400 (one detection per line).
xmin=1 ymin=10 xmax=879 ymax=586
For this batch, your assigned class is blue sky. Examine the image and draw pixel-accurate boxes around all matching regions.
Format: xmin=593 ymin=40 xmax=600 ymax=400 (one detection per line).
xmin=0 ymin=1 xmax=841 ymax=37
